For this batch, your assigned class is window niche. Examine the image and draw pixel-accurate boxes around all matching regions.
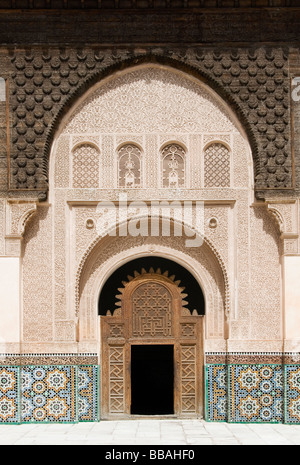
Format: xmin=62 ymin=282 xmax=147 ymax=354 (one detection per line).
xmin=161 ymin=143 xmax=186 ymax=189
xmin=204 ymin=142 xmax=230 ymax=188
xmin=118 ymin=144 xmax=142 ymax=188
xmin=72 ymin=143 xmax=100 ymax=189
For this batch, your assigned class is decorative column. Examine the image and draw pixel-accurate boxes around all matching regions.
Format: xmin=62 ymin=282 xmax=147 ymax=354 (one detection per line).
xmin=267 ymin=200 xmax=300 ymax=352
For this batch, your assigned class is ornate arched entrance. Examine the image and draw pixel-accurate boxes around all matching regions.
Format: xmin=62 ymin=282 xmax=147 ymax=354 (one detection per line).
xmin=100 ymin=268 xmax=204 ymax=418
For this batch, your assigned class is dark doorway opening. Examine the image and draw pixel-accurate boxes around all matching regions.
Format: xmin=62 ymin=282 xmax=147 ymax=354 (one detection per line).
xmin=131 ymin=345 xmax=174 ymax=415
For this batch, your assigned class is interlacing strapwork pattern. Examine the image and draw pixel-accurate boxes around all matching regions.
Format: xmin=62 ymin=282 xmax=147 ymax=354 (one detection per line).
xmin=21 ymin=366 xmax=76 ymax=423
xmin=0 ymin=365 xmax=99 ymax=424
xmin=0 ymin=367 xmax=19 ymax=423
xmin=78 ymin=366 xmax=99 ymax=422
xmin=118 ymin=144 xmax=141 ymax=188
xmin=285 ymin=366 xmax=300 ymax=424
xmin=72 ymin=144 xmax=99 ymax=189
xmin=206 ymin=365 xmax=227 ymax=421
xmin=132 ymin=282 xmax=173 ymax=338
xmin=229 ymin=365 xmax=284 ymax=423
xmin=162 ymin=144 xmax=185 ymax=188
xmin=204 ymin=143 xmax=230 ymax=188
xmin=109 ymin=347 xmax=125 ymax=414
xmin=181 ymin=345 xmax=196 ymax=413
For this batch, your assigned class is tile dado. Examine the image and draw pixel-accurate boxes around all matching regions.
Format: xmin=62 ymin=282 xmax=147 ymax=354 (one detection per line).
xmin=206 ymin=363 xmax=300 ymax=424
xmin=2 ymin=356 xmax=300 ymax=424
xmin=0 ymin=365 xmax=99 ymax=424
xmin=0 ymin=353 xmax=98 ymax=366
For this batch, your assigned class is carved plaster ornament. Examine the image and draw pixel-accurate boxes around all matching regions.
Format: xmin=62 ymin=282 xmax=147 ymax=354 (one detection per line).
xmin=162 ymin=144 xmax=185 ymax=188
xmin=8 ymin=49 xmax=291 ymax=197
xmin=124 ymin=157 xmax=135 ymax=188
xmin=266 ymin=201 xmax=299 ymax=255
xmin=118 ymin=144 xmax=141 ymax=188
xmin=86 ymin=218 xmax=95 ymax=229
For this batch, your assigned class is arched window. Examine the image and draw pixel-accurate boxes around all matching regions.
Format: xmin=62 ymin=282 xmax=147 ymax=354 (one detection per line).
xmin=118 ymin=144 xmax=142 ymax=188
xmin=0 ymin=78 xmax=5 ymax=102
xmin=161 ymin=143 xmax=186 ymax=188
xmin=72 ymin=143 xmax=100 ymax=188
xmin=204 ymin=143 xmax=230 ymax=188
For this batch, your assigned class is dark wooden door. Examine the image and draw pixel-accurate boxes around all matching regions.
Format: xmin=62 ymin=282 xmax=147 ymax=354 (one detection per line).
xmin=101 ymin=269 xmax=203 ymax=418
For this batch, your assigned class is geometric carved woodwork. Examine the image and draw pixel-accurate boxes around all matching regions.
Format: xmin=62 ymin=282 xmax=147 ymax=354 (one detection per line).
xmin=118 ymin=144 xmax=142 ymax=188
xmin=101 ymin=268 xmax=203 ymax=418
xmin=72 ymin=144 xmax=99 ymax=189
xmin=204 ymin=143 xmax=230 ymax=188
xmin=180 ymin=345 xmax=197 ymax=414
xmin=109 ymin=346 xmax=125 ymax=414
xmin=131 ymin=282 xmax=173 ymax=338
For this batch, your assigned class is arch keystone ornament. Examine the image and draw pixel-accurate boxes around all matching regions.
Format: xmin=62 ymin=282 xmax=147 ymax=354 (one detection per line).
xmin=100 ymin=268 xmax=204 ymax=419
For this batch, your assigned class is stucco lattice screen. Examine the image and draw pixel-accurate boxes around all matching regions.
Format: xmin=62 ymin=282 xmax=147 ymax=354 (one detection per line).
xmin=132 ymin=282 xmax=173 ymax=338
xmin=118 ymin=144 xmax=141 ymax=188
xmin=204 ymin=143 xmax=230 ymax=188
xmin=162 ymin=144 xmax=185 ymax=189
xmin=72 ymin=144 xmax=99 ymax=189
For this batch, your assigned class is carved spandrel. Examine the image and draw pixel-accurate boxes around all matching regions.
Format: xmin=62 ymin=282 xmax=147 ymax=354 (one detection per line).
xmin=6 ymin=200 xmax=37 ymax=236
xmin=9 ymin=47 xmax=291 ymax=195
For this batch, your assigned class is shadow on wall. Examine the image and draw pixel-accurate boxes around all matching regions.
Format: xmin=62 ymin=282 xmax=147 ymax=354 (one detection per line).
xmin=98 ymin=256 xmax=205 ymax=316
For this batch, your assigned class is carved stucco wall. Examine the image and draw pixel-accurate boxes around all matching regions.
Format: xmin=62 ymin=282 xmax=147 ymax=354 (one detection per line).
xmin=20 ymin=65 xmax=282 ymax=352
xmin=51 ymin=66 xmax=251 ymax=191
xmin=6 ymin=48 xmax=291 ymax=198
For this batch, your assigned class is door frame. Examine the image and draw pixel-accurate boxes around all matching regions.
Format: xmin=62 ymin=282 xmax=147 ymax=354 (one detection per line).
xmin=100 ymin=270 xmax=204 ymax=419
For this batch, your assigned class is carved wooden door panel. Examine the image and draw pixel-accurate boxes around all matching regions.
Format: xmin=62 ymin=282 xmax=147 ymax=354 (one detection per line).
xmin=101 ymin=269 xmax=203 ymax=418
xmin=131 ymin=282 xmax=173 ymax=338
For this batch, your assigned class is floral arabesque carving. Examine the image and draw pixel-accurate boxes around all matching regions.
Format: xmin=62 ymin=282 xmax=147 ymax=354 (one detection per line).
xmin=74 ymin=216 xmax=231 ymax=321
xmin=266 ymin=200 xmax=299 ymax=255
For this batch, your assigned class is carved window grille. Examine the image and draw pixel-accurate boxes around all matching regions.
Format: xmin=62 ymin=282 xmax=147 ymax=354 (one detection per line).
xmin=204 ymin=143 xmax=230 ymax=188
xmin=72 ymin=143 xmax=100 ymax=189
xmin=161 ymin=144 xmax=186 ymax=189
xmin=118 ymin=144 xmax=142 ymax=188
